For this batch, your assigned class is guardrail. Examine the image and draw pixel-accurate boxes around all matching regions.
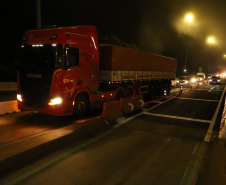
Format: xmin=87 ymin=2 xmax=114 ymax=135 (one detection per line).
xmin=0 ymin=82 xmax=17 ymax=91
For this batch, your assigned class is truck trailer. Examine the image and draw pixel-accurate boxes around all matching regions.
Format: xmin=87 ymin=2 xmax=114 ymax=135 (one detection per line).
xmin=17 ymin=25 xmax=177 ymax=117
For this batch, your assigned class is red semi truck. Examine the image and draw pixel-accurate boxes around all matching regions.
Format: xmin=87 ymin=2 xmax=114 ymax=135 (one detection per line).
xmin=17 ymin=25 xmax=177 ymax=117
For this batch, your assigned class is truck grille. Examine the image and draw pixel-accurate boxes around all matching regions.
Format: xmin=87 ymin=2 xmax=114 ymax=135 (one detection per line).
xmin=19 ymin=69 xmax=53 ymax=108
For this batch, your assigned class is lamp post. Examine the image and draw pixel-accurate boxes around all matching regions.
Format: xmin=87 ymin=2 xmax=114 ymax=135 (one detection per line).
xmin=184 ymin=13 xmax=193 ymax=74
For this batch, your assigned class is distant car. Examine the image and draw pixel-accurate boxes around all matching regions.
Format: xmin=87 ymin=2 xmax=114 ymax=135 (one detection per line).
xmin=209 ymin=76 xmax=221 ymax=84
xmin=178 ymin=76 xmax=191 ymax=86
xmin=196 ymin=74 xmax=205 ymax=82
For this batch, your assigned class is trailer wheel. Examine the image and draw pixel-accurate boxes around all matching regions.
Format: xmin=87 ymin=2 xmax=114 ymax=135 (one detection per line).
xmin=73 ymin=94 xmax=89 ymax=118
xmin=115 ymin=89 xmax=124 ymax=100
xmin=125 ymin=88 xmax=133 ymax=97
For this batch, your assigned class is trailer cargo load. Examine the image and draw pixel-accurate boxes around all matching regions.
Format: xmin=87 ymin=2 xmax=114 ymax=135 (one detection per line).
xmin=99 ymin=45 xmax=176 ymax=82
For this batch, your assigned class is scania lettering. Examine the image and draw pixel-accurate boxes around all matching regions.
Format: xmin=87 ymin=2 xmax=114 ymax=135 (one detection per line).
xmin=17 ymin=26 xmax=177 ymax=117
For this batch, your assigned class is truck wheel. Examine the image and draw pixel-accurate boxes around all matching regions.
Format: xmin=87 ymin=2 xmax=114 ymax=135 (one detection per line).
xmin=125 ymin=88 xmax=133 ymax=97
xmin=115 ymin=89 xmax=124 ymax=100
xmin=73 ymin=94 xmax=89 ymax=118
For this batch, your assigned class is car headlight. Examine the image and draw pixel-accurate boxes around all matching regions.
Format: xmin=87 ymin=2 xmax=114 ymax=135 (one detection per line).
xmin=191 ymin=78 xmax=196 ymax=82
xmin=217 ymin=79 xmax=220 ymax=82
xmin=209 ymin=79 xmax=212 ymax=82
xmin=185 ymin=80 xmax=188 ymax=83
xmin=49 ymin=97 xmax=63 ymax=106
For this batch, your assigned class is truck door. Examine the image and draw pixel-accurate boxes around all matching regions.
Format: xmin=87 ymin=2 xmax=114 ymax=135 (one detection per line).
xmin=63 ymin=46 xmax=81 ymax=99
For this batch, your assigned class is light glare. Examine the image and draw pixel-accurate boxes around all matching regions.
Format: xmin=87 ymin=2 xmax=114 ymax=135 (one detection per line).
xmin=49 ymin=97 xmax=62 ymax=106
xmin=186 ymin=14 xmax=193 ymax=23
xmin=17 ymin=94 xmax=22 ymax=102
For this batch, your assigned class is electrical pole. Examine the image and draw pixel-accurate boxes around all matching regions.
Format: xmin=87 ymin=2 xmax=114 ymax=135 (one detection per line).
xmin=36 ymin=0 xmax=41 ymax=29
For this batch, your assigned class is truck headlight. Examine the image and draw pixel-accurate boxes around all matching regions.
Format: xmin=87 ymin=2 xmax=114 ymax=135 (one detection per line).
xmin=49 ymin=97 xmax=62 ymax=106
xmin=17 ymin=94 xmax=23 ymax=102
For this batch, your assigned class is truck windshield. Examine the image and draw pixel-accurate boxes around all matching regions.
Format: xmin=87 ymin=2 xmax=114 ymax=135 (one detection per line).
xmin=21 ymin=44 xmax=63 ymax=69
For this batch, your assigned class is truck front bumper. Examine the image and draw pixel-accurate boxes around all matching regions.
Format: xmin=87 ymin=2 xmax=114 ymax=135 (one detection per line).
xmin=18 ymin=101 xmax=73 ymax=116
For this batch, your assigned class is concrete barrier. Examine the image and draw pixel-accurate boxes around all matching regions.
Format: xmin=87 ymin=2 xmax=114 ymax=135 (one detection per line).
xmin=0 ymin=82 xmax=17 ymax=91
xmin=101 ymin=100 xmax=123 ymax=122
xmin=120 ymin=97 xmax=134 ymax=115
xmin=0 ymin=100 xmax=19 ymax=115
xmin=133 ymin=94 xmax=144 ymax=110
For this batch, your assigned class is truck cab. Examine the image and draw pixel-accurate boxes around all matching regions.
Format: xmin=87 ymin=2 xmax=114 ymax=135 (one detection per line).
xmin=18 ymin=26 xmax=100 ymax=116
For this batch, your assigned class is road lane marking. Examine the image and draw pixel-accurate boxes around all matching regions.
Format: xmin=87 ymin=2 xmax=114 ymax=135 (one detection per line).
xmin=143 ymin=112 xmax=211 ymax=123
xmin=191 ymin=89 xmax=210 ymax=91
xmin=180 ymin=142 xmax=207 ymax=185
xmin=204 ymin=86 xmax=226 ymax=142
xmin=174 ymin=97 xmax=219 ymax=102
xmin=192 ymin=89 xmax=223 ymax=92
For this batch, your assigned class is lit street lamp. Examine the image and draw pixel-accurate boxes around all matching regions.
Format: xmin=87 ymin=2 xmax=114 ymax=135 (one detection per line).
xmin=184 ymin=13 xmax=194 ymax=73
xmin=207 ymin=37 xmax=214 ymax=44
xmin=185 ymin=14 xmax=193 ymax=23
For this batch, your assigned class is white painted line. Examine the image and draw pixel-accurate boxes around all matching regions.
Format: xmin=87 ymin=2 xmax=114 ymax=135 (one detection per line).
xmin=174 ymin=97 xmax=219 ymax=102
xmin=146 ymin=96 xmax=174 ymax=111
xmin=209 ymin=90 xmax=224 ymax=92
xmin=204 ymin=86 xmax=226 ymax=142
xmin=192 ymin=89 xmax=210 ymax=91
xmin=143 ymin=112 xmax=211 ymax=123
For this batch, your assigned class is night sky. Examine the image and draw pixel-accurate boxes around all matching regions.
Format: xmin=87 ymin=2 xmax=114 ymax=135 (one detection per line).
xmin=1 ymin=0 xmax=226 ymax=80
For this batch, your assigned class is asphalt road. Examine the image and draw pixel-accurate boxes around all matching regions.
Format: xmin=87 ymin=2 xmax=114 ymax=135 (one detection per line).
xmin=1 ymin=84 xmax=225 ymax=185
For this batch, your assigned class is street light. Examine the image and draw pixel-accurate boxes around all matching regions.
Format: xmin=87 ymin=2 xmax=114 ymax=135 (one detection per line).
xmin=185 ymin=14 xmax=193 ymax=23
xmin=208 ymin=37 xmax=214 ymax=44
xmin=184 ymin=13 xmax=194 ymax=73
xmin=207 ymin=36 xmax=216 ymax=45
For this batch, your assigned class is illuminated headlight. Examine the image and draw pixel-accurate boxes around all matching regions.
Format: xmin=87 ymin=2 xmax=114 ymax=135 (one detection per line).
xmin=49 ymin=97 xmax=62 ymax=106
xmin=185 ymin=80 xmax=188 ymax=83
xmin=200 ymin=78 xmax=203 ymax=81
xmin=209 ymin=79 xmax=213 ymax=82
xmin=191 ymin=78 xmax=196 ymax=83
xmin=177 ymin=80 xmax=179 ymax=83
xmin=217 ymin=79 xmax=221 ymax=82
xmin=17 ymin=94 xmax=23 ymax=102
